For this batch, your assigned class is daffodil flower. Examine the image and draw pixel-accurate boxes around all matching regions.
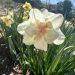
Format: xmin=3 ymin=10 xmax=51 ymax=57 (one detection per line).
xmin=8 ymin=11 xmax=14 ymax=18
xmin=23 ymin=2 xmax=32 ymax=12
xmin=1 ymin=15 xmax=14 ymax=27
xmin=17 ymin=8 xmax=65 ymax=51
xmin=23 ymin=15 xmax=29 ymax=21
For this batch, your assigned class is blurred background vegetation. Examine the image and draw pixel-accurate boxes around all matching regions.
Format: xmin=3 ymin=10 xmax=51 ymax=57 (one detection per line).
xmin=0 ymin=0 xmax=75 ymax=20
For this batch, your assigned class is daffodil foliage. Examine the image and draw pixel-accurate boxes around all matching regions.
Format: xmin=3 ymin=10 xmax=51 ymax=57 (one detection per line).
xmin=0 ymin=2 xmax=75 ymax=75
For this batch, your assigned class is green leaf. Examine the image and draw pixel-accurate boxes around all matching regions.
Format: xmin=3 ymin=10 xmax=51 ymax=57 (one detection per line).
xmin=47 ymin=48 xmax=64 ymax=75
xmin=8 ymin=36 xmax=16 ymax=58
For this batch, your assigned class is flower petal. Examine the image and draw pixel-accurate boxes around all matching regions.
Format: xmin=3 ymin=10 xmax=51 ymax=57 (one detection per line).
xmin=53 ymin=29 xmax=65 ymax=45
xmin=45 ymin=29 xmax=59 ymax=44
xmin=25 ymin=24 xmax=39 ymax=36
xmin=34 ymin=38 xmax=47 ymax=51
xmin=17 ymin=20 xmax=31 ymax=35
xmin=51 ymin=14 xmax=64 ymax=29
xmin=42 ymin=9 xmax=64 ymax=29
xmin=41 ymin=8 xmax=49 ymax=17
xmin=29 ymin=8 xmax=45 ymax=23
xmin=23 ymin=32 xmax=35 ymax=45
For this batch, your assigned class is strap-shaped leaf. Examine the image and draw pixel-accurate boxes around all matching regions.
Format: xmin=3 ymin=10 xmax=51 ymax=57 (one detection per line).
xmin=47 ymin=48 xmax=64 ymax=75
xmin=47 ymin=44 xmax=74 ymax=75
xmin=8 ymin=36 xmax=16 ymax=56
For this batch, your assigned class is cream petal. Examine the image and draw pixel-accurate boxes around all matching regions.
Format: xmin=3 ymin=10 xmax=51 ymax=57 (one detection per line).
xmin=53 ymin=29 xmax=65 ymax=45
xmin=45 ymin=29 xmax=59 ymax=44
xmin=34 ymin=38 xmax=47 ymax=51
xmin=42 ymin=9 xmax=57 ymax=20
xmin=51 ymin=14 xmax=64 ymax=29
xmin=41 ymin=8 xmax=50 ymax=17
xmin=17 ymin=20 xmax=31 ymax=35
xmin=29 ymin=8 xmax=45 ymax=24
xmin=23 ymin=32 xmax=35 ymax=45
xmin=42 ymin=9 xmax=64 ymax=29
xmin=25 ymin=24 xmax=39 ymax=36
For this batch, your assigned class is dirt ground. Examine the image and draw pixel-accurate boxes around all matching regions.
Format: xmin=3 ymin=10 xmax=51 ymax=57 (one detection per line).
xmin=0 ymin=37 xmax=22 ymax=75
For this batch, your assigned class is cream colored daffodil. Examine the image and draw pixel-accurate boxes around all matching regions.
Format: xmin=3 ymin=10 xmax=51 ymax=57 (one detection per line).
xmin=23 ymin=2 xmax=32 ymax=12
xmin=23 ymin=15 xmax=29 ymax=21
xmin=8 ymin=11 xmax=14 ymax=18
xmin=17 ymin=8 xmax=65 ymax=51
xmin=1 ymin=15 xmax=14 ymax=27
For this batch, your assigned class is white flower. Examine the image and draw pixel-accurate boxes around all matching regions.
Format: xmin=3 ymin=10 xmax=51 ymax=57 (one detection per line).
xmin=17 ymin=8 xmax=65 ymax=51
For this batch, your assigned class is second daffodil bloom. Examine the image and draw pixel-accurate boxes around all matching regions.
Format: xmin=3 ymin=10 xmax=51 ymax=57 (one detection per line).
xmin=17 ymin=8 xmax=65 ymax=51
xmin=8 ymin=11 xmax=14 ymax=18
xmin=23 ymin=15 xmax=29 ymax=21
xmin=1 ymin=15 xmax=14 ymax=27
xmin=23 ymin=2 xmax=32 ymax=12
